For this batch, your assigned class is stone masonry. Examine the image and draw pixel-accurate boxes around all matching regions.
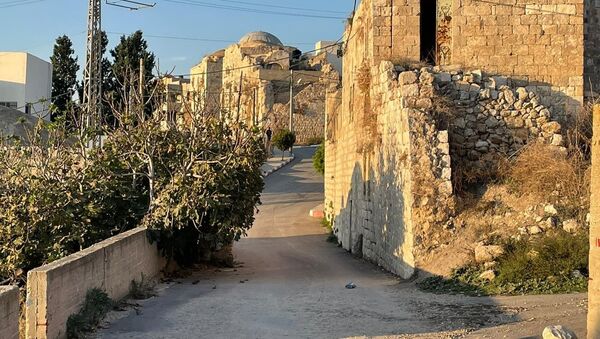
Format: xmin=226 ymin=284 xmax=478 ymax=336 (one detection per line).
xmin=324 ymin=0 xmax=579 ymax=278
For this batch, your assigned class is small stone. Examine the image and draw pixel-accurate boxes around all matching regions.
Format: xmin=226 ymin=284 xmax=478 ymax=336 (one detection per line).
xmin=544 ymin=205 xmax=558 ymax=216
xmin=587 ymin=213 xmax=591 ymax=225
xmin=529 ymin=225 xmax=544 ymax=235
xmin=475 ymin=140 xmax=489 ymax=149
xmin=516 ymin=87 xmax=528 ymax=101
xmin=474 ymin=244 xmax=505 ymax=263
xmin=437 ymin=131 xmax=449 ymax=143
xmin=399 ymin=71 xmax=418 ymax=85
xmin=483 ymin=261 xmax=497 ymax=270
xmin=545 ymin=217 xmax=559 ymax=229
xmin=562 ymin=219 xmax=581 ymax=234
xmin=542 ymin=121 xmax=561 ymax=134
xmin=542 ymin=325 xmax=577 ymax=339
xmin=436 ymin=72 xmax=451 ymax=83
xmin=571 ymin=270 xmax=584 ymax=279
xmin=551 ymin=134 xmax=563 ymax=146
xmin=479 ymin=270 xmax=496 ymax=281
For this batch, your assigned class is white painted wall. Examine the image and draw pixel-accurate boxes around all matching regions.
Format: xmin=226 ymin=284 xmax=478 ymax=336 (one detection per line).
xmin=0 ymin=52 xmax=52 ymax=120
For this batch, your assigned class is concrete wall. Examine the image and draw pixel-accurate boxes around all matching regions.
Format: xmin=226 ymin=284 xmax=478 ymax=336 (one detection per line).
xmin=0 ymin=52 xmax=52 ymax=120
xmin=0 ymin=286 xmax=19 ymax=339
xmin=26 ymin=227 xmax=166 ymax=339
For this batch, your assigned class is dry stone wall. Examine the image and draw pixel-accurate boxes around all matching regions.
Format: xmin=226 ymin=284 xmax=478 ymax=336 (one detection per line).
xmin=398 ymin=66 xmax=565 ymax=183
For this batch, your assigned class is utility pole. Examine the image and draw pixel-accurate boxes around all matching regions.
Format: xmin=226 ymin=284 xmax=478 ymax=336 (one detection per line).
xmin=236 ymin=72 xmax=243 ymax=123
xmin=289 ymin=69 xmax=294 ymax=132
xmin=588 ymin=104 xmax=600 ymax=338
xmin=83 ymin=0 xmax=102 ymax=135
xmin=139 ymin=57 xmax=145 ymax=121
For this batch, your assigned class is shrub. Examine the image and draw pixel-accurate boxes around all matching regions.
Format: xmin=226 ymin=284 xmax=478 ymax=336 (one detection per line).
xmin=100 ymin=117 xmax=266 ymax=267
xmin=0 ymin=121 xmax=146 ymax=284
xmin=313 ymin=142 xmax=325 ymax=176
xmin=272 ymin=129 xmax=296 ymax=160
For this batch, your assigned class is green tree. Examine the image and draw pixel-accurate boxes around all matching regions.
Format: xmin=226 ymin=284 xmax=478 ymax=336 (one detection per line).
xmin=110 ymin=30 xmax=156 ymax=119
xmin=50 ymin=35 xmax=79 ymax=119
xmin=272 ymin=129 xmax=296 ymax=160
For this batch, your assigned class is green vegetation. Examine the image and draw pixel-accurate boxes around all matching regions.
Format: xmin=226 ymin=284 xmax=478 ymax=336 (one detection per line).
xmin=67 ymin=289 xmax=113 ymax=339
xmin=313 ymin=142 xmax=325 ymax=176
xmin=321 ymin=218 xmax=338 ymax=244
xmin=272 ymin=129 xmax=296 ymax=160
xmin=0 ymin=74 xmax=265 ymax=284
xmin=418 ymin=231 xmax=589 ymax=296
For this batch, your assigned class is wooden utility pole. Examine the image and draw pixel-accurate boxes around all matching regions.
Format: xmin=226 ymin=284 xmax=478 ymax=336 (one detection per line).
xmin=588 ymin=104 xmax=600 ymax=338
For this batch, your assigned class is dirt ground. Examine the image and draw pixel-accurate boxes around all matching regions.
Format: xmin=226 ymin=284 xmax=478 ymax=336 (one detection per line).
xmin=95 ymin=147 xmax=587 ymax=339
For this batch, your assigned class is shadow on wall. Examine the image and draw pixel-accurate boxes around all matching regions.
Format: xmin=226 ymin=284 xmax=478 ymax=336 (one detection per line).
xmin=334 ymin=149 xmax=415 ymax=279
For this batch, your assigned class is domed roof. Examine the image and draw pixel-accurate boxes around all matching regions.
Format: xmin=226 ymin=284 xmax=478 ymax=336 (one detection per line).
xmin=239 ymin=31 xmax=283 ymax=46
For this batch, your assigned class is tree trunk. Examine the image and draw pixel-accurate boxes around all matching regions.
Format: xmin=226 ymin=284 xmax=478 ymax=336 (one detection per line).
xmin=588 ymin=104 xmax=600 ymax=338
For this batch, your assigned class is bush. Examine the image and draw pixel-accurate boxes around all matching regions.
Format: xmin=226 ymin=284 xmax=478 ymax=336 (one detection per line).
xmin=101 ymin=117 xmax=265 ymax=267
xmin=0 ymin=121 xmax=146 ymax=284
xmin=272 ymin=129 xmax=296 ymax=160
xmin=313 ymin=142 xmax=325 ymax=176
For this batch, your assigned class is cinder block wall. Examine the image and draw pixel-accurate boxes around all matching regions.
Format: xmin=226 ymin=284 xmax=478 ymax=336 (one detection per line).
xmin=0 ymin=286 xmax=19 ymax=339
xmin=26 ymin=227 xmax=166 ymax=339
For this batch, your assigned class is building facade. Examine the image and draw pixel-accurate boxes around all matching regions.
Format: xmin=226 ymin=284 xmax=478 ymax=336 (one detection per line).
xmin=0 ymin=52 xmax=52 ymax=120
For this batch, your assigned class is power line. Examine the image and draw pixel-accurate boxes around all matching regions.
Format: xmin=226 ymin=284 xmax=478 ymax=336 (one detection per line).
xmin=213 ymin=0 xmax=346 ymax=15
xmin=105 ymin=31 xmax=315 ymax=46
xmin=161 ymin=0 xmax=346 ymax=20
xmin=0 ymin=0 xmax=48 ymax=9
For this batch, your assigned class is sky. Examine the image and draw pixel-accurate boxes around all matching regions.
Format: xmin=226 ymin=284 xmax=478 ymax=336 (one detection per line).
xmin=0 ymin=0 xmax=351 ymax=78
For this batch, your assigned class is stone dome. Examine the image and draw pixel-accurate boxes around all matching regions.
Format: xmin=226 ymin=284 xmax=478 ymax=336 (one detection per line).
xmin=239 ymin=31 xmax=283 ymax=46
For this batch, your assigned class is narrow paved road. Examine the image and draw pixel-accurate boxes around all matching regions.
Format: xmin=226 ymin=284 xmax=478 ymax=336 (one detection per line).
xmin=96 ymin=147 xmax=586 ymax=339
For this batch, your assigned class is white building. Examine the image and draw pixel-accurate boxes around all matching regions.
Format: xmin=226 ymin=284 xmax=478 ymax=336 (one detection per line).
xmin=0 ymin=52 xmax=52 ymax=120
xmin=315 ymin=40 xmax=342 ymax=73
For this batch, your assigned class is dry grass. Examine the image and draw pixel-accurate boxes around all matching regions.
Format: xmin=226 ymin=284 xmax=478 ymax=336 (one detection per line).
xmin=502 ymin=142 xmax=590 ymax=217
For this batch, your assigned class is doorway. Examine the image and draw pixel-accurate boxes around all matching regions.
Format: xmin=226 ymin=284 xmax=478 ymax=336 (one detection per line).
xmin=420 ymin=0 xmax=437 ymax=64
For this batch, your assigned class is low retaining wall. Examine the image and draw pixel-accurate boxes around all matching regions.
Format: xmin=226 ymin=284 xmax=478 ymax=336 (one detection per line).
xmin=26 ymin=227 xmax=166 ymax=339
xmin=0 ymin=286 xmax=19 ymax=339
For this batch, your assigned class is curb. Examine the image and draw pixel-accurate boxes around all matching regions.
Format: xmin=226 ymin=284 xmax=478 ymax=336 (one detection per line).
xmin=309 ymin=204 xmax=325 ymax=218
xmin=261 ymin=154 xmax=295 ymax=177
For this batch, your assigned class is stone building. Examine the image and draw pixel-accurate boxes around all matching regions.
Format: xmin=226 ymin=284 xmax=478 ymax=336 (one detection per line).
xmin=186 ymin=31 xmax=341 ymax=144
xmin=325 ymin=0 xmax=599 ymax=278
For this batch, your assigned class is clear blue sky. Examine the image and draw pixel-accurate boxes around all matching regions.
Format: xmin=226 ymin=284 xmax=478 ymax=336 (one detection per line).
xmin=0 ymin=0 xmax=351 ymax=78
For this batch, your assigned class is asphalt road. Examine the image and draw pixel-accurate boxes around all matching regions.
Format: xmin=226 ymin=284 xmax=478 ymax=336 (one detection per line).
xmin=96 ymin=147 xmax=586 ymax=339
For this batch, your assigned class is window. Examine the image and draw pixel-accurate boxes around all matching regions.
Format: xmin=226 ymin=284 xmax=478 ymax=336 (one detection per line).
xmin=25 ymin=104 xmax=31 ymax=115
xmin=0 ymin=102 xmax=18 ymax=109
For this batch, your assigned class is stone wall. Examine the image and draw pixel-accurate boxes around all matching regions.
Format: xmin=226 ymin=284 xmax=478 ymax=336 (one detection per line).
xmin=345 ymin=0 xmax=594 ymax=120
xmin=0 ymin=286 xmax=19 ymax=339
xmin=270 ymin=82 xmax=327 ymax=144
xmin=325 ymin=59 xmax=455 ymax=278
xmin=26 ymin=227 xmax=166 ymax=339
xmin=451 ymin=0 xmax=585 ymax=118
xmin=400 ymin=66 xmax=564 ymax=183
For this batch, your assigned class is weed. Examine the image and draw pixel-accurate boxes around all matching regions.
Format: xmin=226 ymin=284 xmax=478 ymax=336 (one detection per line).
xmin=67 ymin=289 xmax=113 ymax=339
xmin=129 ymin=273 xmax=157 ymax=300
